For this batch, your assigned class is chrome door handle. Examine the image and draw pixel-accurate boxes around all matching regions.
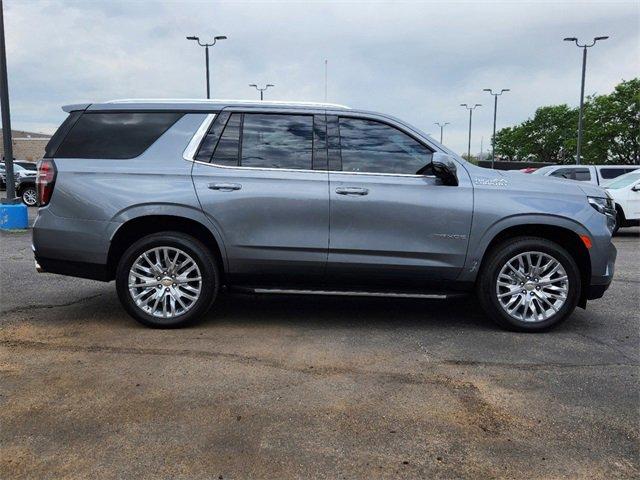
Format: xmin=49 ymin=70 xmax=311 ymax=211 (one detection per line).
xmin=208 ymin=183 xmax=242 ymax=191
xmin=335 ymin=186 xmax=369 ymax=196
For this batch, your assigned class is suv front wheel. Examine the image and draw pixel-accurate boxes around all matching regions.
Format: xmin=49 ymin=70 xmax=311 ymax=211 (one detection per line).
xmin=477 ymin=237 xmax=581 ymax=332
xmin=116 ymin=232 xmax=219 ymax=328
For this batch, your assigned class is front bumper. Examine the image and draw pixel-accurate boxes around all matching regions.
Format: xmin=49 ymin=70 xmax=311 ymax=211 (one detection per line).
xmin=586 ymin=241 xmax=616 ymax=300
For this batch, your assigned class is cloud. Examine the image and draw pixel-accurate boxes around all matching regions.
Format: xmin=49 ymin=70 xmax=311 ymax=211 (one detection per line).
xmin=3 ymin=0 xmax=639 ymax=155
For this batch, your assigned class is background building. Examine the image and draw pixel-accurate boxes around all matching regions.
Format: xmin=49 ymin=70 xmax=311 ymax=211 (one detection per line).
xmin=0 ymin=129 xmax=51 ymax=163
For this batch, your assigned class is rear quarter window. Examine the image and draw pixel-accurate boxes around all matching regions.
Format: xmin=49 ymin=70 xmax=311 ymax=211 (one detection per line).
xmin=599 ymin=167 xmax=638 ymax=180
xmin=53 ymin=112 xmax=183 ymax=159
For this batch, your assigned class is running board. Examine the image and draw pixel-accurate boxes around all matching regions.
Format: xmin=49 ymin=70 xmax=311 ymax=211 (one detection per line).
xmin=241 ymin=288 xmax=457 ymax=300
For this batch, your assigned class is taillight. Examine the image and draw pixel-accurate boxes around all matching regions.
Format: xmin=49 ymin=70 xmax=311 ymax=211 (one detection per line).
xmin=37 ymin=159 xmax=56 ymax=206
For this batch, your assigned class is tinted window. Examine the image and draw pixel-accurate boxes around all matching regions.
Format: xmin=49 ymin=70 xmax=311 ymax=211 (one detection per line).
xmin=600 ymin=167 xmax=637 ymax=179
xmin=55 ymin=112 xmax=182 ymax=159
xmin=45 ymin=111 xmax=82 ymax=157
xmin=212 ymin=114 xmax=241 ymax=166
xmin=338 ymin=117 xmax=432 ymax=174
xmin=195 ymin=112 xmax=229 ymax=162
xmin=241 ymin=114 xmax=313 ymax=169
xmin=550 ymin=168 xmax=590 ymax=181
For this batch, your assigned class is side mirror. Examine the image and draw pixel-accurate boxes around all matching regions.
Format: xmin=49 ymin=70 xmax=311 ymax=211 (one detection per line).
xmin=430 ymin=153 xmax=459 ymax=186
xmin=632 ymin=184 xmax=640 ymax=192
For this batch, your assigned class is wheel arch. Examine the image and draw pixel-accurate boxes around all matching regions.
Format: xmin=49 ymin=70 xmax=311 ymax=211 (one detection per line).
xmin=107 ymin=214 xmax=227 ymax=282
xmin=470 ymin=218 xmax=592 ymax=308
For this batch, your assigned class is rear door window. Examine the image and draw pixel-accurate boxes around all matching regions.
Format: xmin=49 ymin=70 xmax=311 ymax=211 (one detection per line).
xmin=550 ymin=168 xmax=591 ymax=181
xmin=599 ymin=167 xmax=638 ymax=180
xmin=54 ymin=112 xmax=183 ymax=159
xmin=240 ymin=114 xmax=314 ymax=170
xmin=212 ymin=114 xmax=242 ymax=166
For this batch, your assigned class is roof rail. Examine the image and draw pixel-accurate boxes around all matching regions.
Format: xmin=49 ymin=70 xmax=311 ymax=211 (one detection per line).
xmin=104 ymin=98 xmax=351 ymax=109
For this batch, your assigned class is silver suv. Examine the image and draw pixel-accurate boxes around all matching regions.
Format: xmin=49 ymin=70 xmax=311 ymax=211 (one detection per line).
xmin=33 ymin=99 xmax=617 ymax=331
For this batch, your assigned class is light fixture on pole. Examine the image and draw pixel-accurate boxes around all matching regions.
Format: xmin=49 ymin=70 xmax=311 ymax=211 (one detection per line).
xmin=434 ymin=122 xmax=450 ymax=144
xmin=186 ymin=34 xmax=227 ymax=99
xmin=563 ymin=35 xmax=609 ymax=165
xmin=460 ymin=104 xmax=482 ymax=160
xmin=249 ymin=84 xmax=275 ymax=101
xmin=483 ymin=88 xmax=510 ymax=169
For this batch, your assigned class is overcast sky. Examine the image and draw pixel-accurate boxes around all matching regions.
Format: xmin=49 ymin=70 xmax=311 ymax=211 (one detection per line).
xmin=4 ymin=0 xmax=639 ymax=155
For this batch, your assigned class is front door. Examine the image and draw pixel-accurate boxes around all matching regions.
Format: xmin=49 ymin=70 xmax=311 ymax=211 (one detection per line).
xmin=326 ymin=115 xmax=473 ymax=291
xmin=192 ymin=111 xmax=329 ymax=287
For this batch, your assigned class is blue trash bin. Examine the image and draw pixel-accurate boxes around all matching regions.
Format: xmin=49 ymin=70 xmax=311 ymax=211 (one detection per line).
xmin=0 ymin=203 xmax=28 ymax=230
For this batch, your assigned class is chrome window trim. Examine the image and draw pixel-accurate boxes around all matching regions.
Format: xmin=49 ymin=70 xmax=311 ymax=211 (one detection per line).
xmin=190 ymin=158 xmax=434 ymax=179
xmin=182 ymin=113 xmax=216 ymax=161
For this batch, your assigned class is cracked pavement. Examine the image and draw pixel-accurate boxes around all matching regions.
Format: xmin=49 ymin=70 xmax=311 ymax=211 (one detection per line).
xmin=1 ymin=210 xmax=639 ymax=479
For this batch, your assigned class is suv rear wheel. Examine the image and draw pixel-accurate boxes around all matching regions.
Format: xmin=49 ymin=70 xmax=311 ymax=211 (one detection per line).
xmin=477 ymin=237 xmax=581 ymax=332
xmin=116 ymin=232 xmax=219 ymax=328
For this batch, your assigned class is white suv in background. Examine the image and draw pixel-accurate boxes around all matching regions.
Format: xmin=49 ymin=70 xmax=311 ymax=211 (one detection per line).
xmin=604 ymin=171 xmax=640 ymax=232
xmin=532 ymin=165 xmax=639 ymax=185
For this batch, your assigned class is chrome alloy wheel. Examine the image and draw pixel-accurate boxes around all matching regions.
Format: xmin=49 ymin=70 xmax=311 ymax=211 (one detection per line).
xmin=128 ymin=247 xmax=202 ymax=318
xmin=496 ymin=251 xmax=569 ymax=323
xmin=22 ymin=188 xmax=37 ymax=206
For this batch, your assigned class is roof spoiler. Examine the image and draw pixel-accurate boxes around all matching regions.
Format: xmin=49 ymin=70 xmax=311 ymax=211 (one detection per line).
xmin=62 ymin=103 xmax=90 ymax=113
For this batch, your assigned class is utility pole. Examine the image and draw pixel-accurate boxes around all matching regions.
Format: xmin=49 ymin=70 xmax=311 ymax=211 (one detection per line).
xmin=460 ymin=103 xmax=481 ymax=160
xmin=434 ymin=122 xmax=449 ymax=144
xmin=483 ymin=88 xmax=510 ymax=169
xmin=249 ymin=84 xmax=274 ymax=101
xmin=0 ymin=0 xmax=16 ymax=204
xmin=186 ymin=34 xmax=227 ymax=99
xmin=564 ymin=35 xmax=608 ymax=164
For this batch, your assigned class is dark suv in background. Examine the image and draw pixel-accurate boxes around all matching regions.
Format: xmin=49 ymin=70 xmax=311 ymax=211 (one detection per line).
xmin=33 ymin=100 xmax=617 ymax=331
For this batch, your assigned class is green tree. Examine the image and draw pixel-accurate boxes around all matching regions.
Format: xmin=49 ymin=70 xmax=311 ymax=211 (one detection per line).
xmin=493 ymin=78 xmax=639 ymax=165
xmin=582 ymin=78 xmax=640 ymax=164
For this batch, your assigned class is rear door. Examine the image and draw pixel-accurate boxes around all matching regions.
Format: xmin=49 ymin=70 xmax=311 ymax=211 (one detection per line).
xmin=325 ymin=114 xmax=473 ymax=291
xmin=191 ymin=109 xmax=330 ymax=287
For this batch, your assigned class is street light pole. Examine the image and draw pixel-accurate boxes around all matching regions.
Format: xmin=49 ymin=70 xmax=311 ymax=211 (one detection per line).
xmin=564 ymin=36 xmax=608 ymax=165
xmin=186 ymin=34 xmax=227 ymax=99
xmin=249 ymin=84 xmax=274 ymax=101
xmin=434 ymin=122 xmax=450 ymax=144
xmin=483 ymin=88 xmax=510 ymax=169
xmin=460 ymin=104 xmax=481 ymax=160
xmin=0 ymin=0 xmax=16 ymax=204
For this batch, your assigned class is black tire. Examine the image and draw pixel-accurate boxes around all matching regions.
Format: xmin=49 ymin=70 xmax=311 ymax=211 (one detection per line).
xmin=477 ymin=237 xmax=581 ymax=332
xmin=116 ymin=232 xmax=219 ymax=328
xmin=20 ymin=185 xmax=37 ymax=206
xmin=613 ymin=206 xmax=624 ymax=235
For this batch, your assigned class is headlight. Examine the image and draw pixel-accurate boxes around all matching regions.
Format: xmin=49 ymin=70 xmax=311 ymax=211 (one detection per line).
xmin=588 ymin=196 xmax=617 ymax=232
xmin=588 ymin=196 xmax=614 ymax=215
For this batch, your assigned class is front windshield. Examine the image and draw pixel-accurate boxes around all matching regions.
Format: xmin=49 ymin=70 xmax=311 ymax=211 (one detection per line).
xmin=605 ymin=172 xmax=640 ymax=189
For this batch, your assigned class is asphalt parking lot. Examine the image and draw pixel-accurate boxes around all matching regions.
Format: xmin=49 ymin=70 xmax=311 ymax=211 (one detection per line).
xmin=1 ymin=210 xmax=639 ymax=479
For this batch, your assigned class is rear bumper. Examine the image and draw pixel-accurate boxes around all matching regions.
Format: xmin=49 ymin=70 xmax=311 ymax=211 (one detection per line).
xmin=32 ymin=208 xmax=116 ymax=281
xmin=34 ymin=254 xmax=110 ymax=281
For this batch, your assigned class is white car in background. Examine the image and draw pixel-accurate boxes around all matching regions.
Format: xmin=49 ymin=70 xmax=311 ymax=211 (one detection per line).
xmin=604 ymin=170 xmax=640 ymax=233
xmin=531 ymin=164 xmax=639 ymax=185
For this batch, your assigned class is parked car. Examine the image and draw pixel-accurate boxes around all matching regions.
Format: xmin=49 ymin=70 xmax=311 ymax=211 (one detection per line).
xmin=0 ymin=163 xmax=6 ymax=189
xmin=603 ymin=171 xmax=640 ymax=233
xmin=15 ymin=160 xmax=38 ymax=171
xmin=6 ymin=163 xmax=38 ymax=206
xmin=33 ymin=99 xmax=617 ymax=332
xmin=531 ymin=164 xmax=639 ymax=185
xmin=519 ymin=167 xmax=538 ymax=174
